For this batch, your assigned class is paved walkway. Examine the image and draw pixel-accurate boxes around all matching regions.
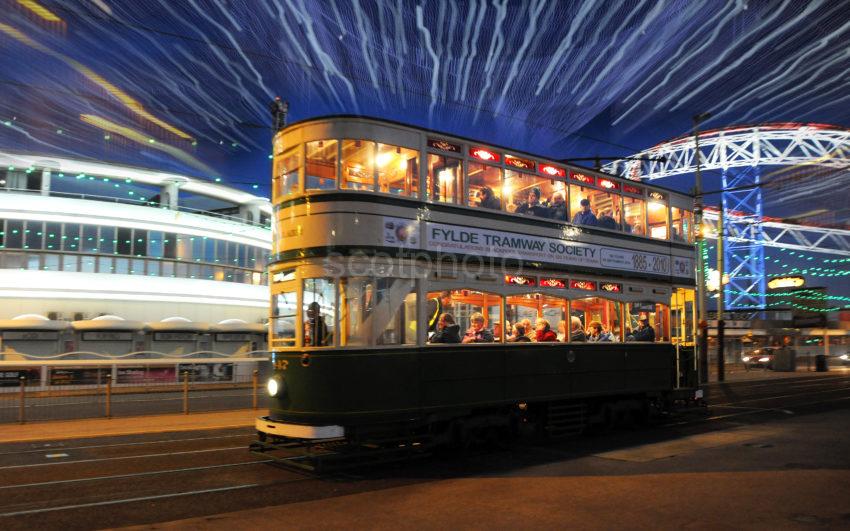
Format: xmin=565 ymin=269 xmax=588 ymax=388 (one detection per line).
xmin=0 ymin=409 xmax=257 ymax=444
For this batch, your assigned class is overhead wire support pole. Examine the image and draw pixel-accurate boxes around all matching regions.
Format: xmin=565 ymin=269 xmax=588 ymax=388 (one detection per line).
xmin=717 ymin=204 xmax=725 ymax=382
xmin=693 ymin=112 xmax=711 ymax=384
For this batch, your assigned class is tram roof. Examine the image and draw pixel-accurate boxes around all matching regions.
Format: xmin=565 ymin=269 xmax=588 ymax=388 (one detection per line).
xmin=279 ymin=115 xmax=694 ymax=199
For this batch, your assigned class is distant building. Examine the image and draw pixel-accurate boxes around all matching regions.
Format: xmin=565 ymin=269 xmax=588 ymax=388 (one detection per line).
xmin=0 ymin=152 xmax=271 ymax=324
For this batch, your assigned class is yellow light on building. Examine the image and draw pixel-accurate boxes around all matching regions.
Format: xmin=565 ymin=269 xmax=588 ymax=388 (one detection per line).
xmin=768 ymin=276 xmax=805 ymax=289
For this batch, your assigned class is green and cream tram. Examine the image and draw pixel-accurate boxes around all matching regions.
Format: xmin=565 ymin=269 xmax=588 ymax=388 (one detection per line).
xmin=257 ymin=116 xmax=699 ymax=448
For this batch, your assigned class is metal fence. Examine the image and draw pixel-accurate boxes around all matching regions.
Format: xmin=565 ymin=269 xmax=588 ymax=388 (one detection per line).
xmin=0 ymin=359 xmax=271 ymax=424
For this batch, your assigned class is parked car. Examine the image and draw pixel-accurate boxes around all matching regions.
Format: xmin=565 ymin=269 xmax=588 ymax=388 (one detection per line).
xmin=742 ymin=347 xmax=776 ymax=370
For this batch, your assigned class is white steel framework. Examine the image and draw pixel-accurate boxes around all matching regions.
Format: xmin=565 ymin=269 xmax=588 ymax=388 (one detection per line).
xmin=603 ymin=123 xmax=850 ymax=311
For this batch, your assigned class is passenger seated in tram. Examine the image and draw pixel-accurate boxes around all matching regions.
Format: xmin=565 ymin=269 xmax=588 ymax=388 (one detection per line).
xmin=516 ymin=187 xmax=548 ymax=217
xmin=304 ymin=302 xmax=330 ymax=347
xmin=627 ymin=317 xmax=656 ymax=342
xmin=557 ymin=320 xmax=567 ymax=342
xmin=461 ymin=312 xmax=494 ymax=343
xmin=427 ymin=291 xmax=453 ymax=333
xmin=520 ymin=318 xmax=534 ymax=341
xmin=476 ymin=186 xmax=501 ymax=210
xmin=507 ymin=323 xmax=531 ymax=342
xmin=587 ymin=321 xmax=614 ymax=342
xmin=548 ymin=193 xmax=567 ymax=221
xmin=671 ymin=226 xmax=684 ymax=242
xmin=572 ymin=198 xmax=598 ymax=226
xmin=535 ymin=319 xmax=558 ymax=342
xmin=597 ymin=209 xmax=618 ymax=231
xmin=569 ymin=316 xmax=586 ymax=342
xmin=430 ymin=313 xmax=461 ymax=344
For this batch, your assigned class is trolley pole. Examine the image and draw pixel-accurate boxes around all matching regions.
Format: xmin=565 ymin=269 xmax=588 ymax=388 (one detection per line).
xmin=693 ymin=112 xmax=711 ymax=384
xmin=182 ymin=371 xmax=190 ymax=415
xmin=18 ymin=376 xmax=26 ymax=424
xmin=717 ymin=205 xmax=726 ymax=382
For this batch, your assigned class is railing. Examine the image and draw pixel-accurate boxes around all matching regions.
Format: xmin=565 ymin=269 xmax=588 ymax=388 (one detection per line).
xmin=0 ymin=187 xmax=271 ymax=229
xmin=0 ymin=357 xmax=272 ymax=424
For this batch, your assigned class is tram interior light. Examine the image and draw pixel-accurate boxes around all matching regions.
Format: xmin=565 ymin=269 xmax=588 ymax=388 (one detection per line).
xmin=438 ymin=169 xmax=452 ymax=184
xmin=376 ymin=152 xmax=393 ymax=167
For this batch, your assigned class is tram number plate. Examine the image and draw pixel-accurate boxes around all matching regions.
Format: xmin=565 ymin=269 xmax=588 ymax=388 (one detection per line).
xmin=631 ymin=253 xmax=669 ymax=274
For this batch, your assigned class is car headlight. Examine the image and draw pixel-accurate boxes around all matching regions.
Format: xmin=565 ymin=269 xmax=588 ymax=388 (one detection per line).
xmin=759 ymin=356 xmax=770 ymax=363
xmin=840 ymin=354 xmax=849 ymax=361
xmin=267 ymin=377 xmax=280 ymax=397
xmin=742 ymin=356 xmax=751 ymax=362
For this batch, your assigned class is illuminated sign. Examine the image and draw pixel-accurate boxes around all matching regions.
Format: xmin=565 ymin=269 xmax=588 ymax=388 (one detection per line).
xmin=623 ymin=183 xmax=643 ymax=195
xmin=600 ymin=282 xmax=622 ymax=293
xmin=540 ymin=164 xmax=566 ymax=177
xmin=505 ymin=155 xmax=535 ymax=170
xmin=539 ymin=278 xmax=567 ymax=288
xmin=767 ymin=276 xmax=805 ymax=289
xmin=428 ymin=138 xmax=461 ymax=153
xmin=569 ymin=280 xmax=597 ymax=291
xmin=505 ymin=275 xmax=536 ymax=286
xmin=648 ymin=190 xmax=667 ymax=201
xmin=598 ymin=179 xmax=620 ymax=190
xmin=570 ymin=172 xmax=595 ymax=185
xmin=470 ymin=147 xmax=500 ymax=162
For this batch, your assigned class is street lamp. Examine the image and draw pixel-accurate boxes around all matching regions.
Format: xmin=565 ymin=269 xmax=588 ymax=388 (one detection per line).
xmin=693 ymin=111 xmax=711 ymax=384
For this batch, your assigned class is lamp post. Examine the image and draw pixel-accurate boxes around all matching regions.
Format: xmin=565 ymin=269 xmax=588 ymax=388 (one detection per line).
xmin=693 ymin=112 xmax=711 ymax=384
xmin=717 ymin=204 xmax=725 ymax=382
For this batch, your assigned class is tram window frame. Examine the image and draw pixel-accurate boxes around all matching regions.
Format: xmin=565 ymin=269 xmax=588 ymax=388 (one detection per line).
xmin=273 ymin=148 xmax=301 ymax=201
xmin=303 ymin=278 xmax=336 ymax=348
xmin=671 ymin=288 xmax=696 ymax=345
xmin=341 ymin=139 xmax=377 ymax=192
xmin=570 ymin=297 xmax=623 ymax=342
xmin=504 ymin=169 xmax=563 ymax=220
xmin=427 ymin=154 xmax=463 ymax=205
xmin=625 ymin=301 xmax=671 ymax=342
xmin=271 ymin=289 xmax=298 ymax=348
xmin=341 ymin=277 xmax=417 ymax=347
xmin=622 ymin=195 xmax=646 ymax=237
xmin=570 ymin=185 xmax=622 ymax=231
xmin=671 ymin=207 xmax=693 ymax=243
xmin=647 ymin=197 xmax=669 ymax=240
xmin=305 ymin=139 xmax=338 ymax=191
xmin=467 ymin=162 xmax=502 ymax=211
xmin=504 ymin=293 xmax=568 ymax=343
xmin=377 ymin=143 xmax=419 ymax=198
xmin=427 ymin=289 xmax=501 ymax=345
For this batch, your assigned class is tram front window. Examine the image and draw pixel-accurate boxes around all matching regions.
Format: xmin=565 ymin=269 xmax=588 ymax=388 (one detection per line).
xmin=341 ymin=139 xmax=376 ymax=191
xmin=303 ymin=278 xmax=335 ymax=347
xmin=273 ymin=149 xmax=300 ymax=200
xmin=427 ymin=154 xmax=462 ymax=204
xmin=377 ymin=144 xmax=419 ymax=197
xmin=671 ymin=207 xmax=693 ymax=243
xmin=306 ymin=140 xmax=337 ymax=191
xmin=271 ymin=290 xmax=297 ymax=347
xmin=571 ymin=297 xmax=622 ymax=342
xmin=625 ymin=302 xmax=670 ymax=342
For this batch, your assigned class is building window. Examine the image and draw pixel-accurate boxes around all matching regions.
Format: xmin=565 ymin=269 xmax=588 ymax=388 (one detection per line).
xmin=341 ymin=139 xmax=376 ymax=191
xmin=377 ymin=144 xmax=419 ymax=197
xmin=306 ymin=140 xmax=338 ymax=191
xmin=427 ymin=154 xmax=462 ymax=204
xmin=116 ymin=227 xmax=132 ymax=255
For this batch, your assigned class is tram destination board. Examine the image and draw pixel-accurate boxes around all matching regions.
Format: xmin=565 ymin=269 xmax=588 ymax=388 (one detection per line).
xmin=382 ymin=217 xmax=693 ymax=279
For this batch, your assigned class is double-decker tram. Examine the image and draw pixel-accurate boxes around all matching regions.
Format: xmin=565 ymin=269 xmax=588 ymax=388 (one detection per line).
xmin=254 ymin=116 xmax=701 ymax=467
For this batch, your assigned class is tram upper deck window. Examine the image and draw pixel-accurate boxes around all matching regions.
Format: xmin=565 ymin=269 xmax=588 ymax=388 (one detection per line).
xmin=377 ymin=144 xmax=419 ymax=197
xmin=571 ymin=297 xmax=622 ymax=342
xmin=273 ymin=149 xmax=300 ymax=201
xmin=303 ymin=278 xmax=335 ymax=347
xmin=671 ymin=207 xmax=693 ymax=243
xmin=625 ymin=301 xmax=670 ymax=342
xmin=467 ymin=162 xmax=502 ymax=210
xmin=427 ymin=154 xmax=462 ymax=204
xmin=569 ymin=185 xmax=621 ymax=230
xmin=306 ymin=140 xmax=337 ymax=191
xmin=341 ymin=139 xmax=376 ymax=191
xmin=505 ymin=294 xmax=567 ymax=342
xmin=647 ymin=196 xmax=669 ymax=240
xmin=622 ymin=196 xmax=646 ymax=236
xmin=504 ymin=170 xmax=565 ymax=220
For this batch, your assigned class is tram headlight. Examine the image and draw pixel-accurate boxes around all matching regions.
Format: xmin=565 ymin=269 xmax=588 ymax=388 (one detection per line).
xmin=742 ymin=356 xmax=751 ymax=362
xmin=758 ymin=356 xmax=770 ymax=363
xmin=267 ymin=377 xmax=281 ymax=397
xmin=840 ymin=354 xmax=849 ymax=361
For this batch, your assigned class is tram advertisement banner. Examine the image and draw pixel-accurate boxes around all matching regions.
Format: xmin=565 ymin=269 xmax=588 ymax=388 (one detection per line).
xmin=382 ymin=217 xmax=694 ymax=278
xmin=177 ymin=363 xmax=233 ymax=382
xmin=49 ymin=367 xmax=108 ymax=386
